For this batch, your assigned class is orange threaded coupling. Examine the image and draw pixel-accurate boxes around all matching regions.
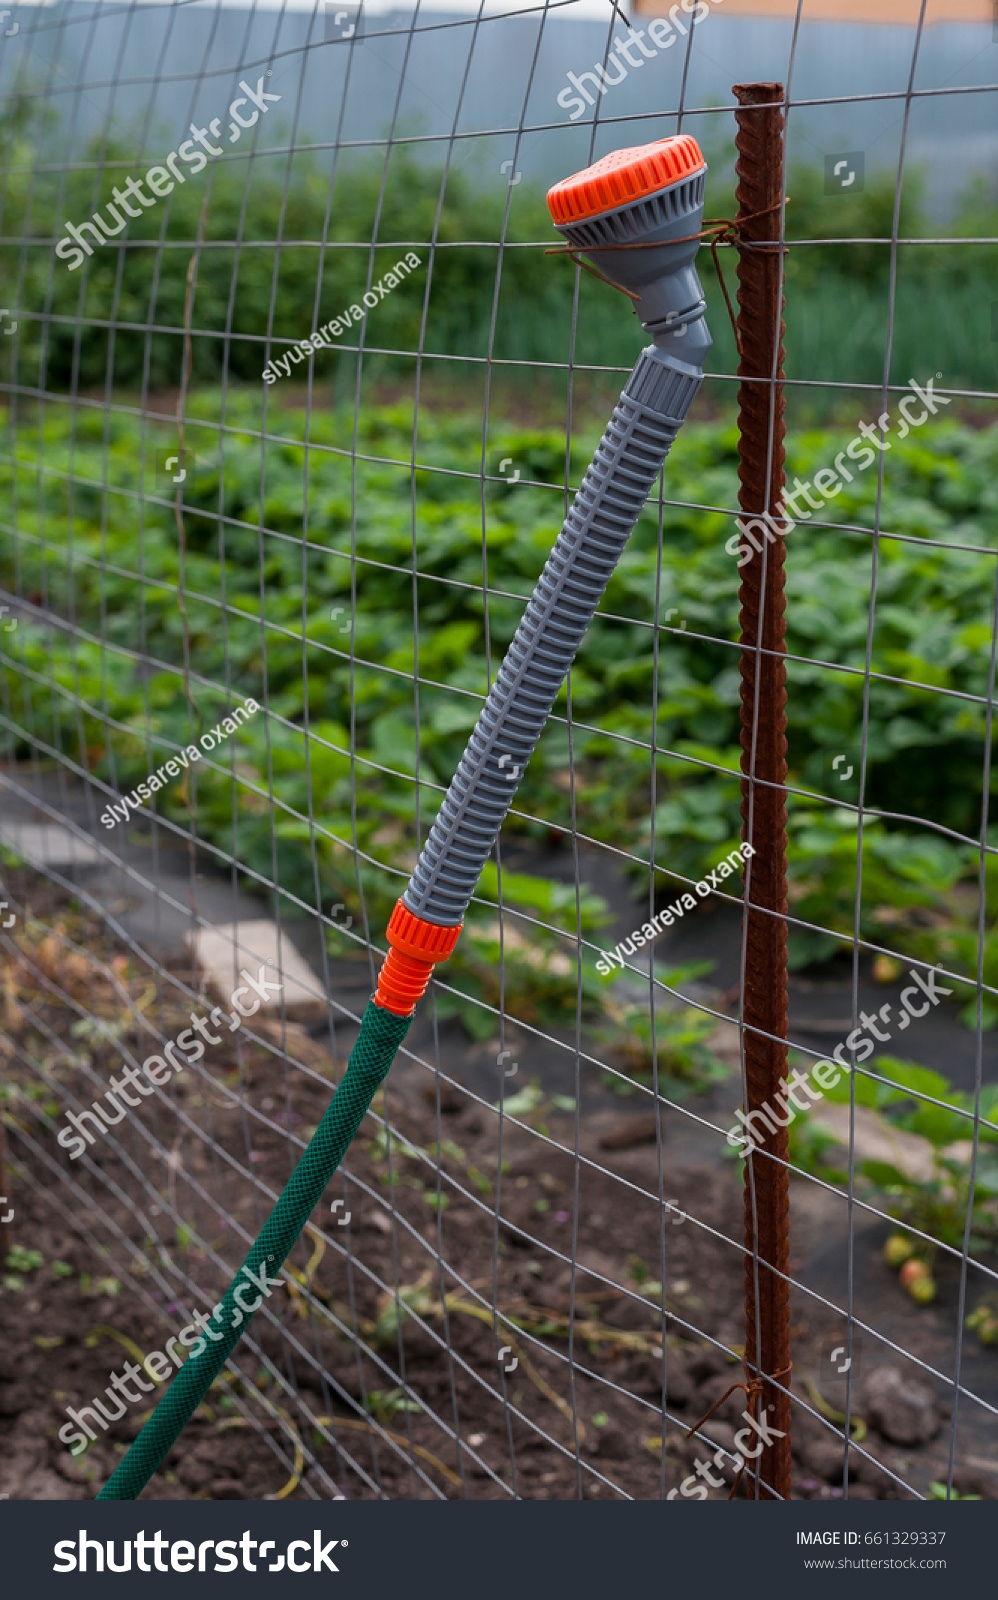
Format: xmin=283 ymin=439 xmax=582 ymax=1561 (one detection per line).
xmin=374 ymin=946 xmax=436 ymax=1016
xmin=373 ymin=900 xmax=462 ymax=1016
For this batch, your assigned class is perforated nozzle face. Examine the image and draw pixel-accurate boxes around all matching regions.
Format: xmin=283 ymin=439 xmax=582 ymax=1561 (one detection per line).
xmin=546 ymin=135 xmax=705 ymax=226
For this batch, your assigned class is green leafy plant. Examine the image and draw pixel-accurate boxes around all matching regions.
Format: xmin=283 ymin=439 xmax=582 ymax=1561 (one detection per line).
xmin=371 ymin=1281 xmax=435 ymax=1348
xmin=966 ymin=1298 xmax=998 ymax=1347
xmin=493 ymin=1078 xmax=575 ymax=1138
xmin=5 ymin=391 xmax=998 ymax=1032
xmin=812 ymin=1058 xmax=998 ymax=1293
xmin=595 ymin=964 xmax=728 ymax=1102
xmin=775 ymin=1058 xmax=998 ymax=1299
xmin=438 ymin=864 xmax=614 ymax=1038
xmin=4 ymin=1246 xmax=43 ymax=1274
xmin=363 ymin=1387 xmax=424 ymax=1424
xmin=786 ymin=1110 xmax=850 ymax=1184
xmin=853 ymin=1062 xmax=998 ymax=1262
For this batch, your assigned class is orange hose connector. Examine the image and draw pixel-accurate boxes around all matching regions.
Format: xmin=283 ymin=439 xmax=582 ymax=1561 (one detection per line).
xmin=373 ymin=900 xmax=462 ymax=1016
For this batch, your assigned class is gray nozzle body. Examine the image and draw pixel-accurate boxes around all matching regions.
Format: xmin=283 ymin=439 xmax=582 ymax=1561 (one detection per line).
xmin=556 ymin=165 xmax=711 ymax=364
xmin=402 ymin=345 xmax=704 ymax=927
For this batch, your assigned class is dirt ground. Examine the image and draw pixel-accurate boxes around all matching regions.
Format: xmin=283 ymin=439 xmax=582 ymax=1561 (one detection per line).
xmin=0 ymin=866 xmax=995 ymax=1502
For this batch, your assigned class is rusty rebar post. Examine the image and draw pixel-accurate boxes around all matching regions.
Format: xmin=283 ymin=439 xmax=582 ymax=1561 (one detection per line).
xmin=733 ymin=81 xmax=792 ymax=1501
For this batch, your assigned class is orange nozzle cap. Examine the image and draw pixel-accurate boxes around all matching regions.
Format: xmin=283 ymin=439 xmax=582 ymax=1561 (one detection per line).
xmin=546 ymin=135 xmax=705 ymax=227
xmin=373 ymin=902 xmax=463 ymax=1016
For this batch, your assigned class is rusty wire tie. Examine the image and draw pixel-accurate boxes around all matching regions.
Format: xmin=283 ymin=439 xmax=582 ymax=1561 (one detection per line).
xmin=545 ymin=200 xmax=788 ymax=359
xmin=684 ymin=1355 xmax=793 ymax=1500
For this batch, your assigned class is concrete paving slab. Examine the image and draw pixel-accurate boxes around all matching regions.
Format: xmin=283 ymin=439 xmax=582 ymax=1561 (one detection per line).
xmin=818 ymin=1101 xmax=936 ymax=1182
xmin=0 ymin=821 xmax=104 ymax=867
xmin=187 ymin=918 xmax=327 ymax=1020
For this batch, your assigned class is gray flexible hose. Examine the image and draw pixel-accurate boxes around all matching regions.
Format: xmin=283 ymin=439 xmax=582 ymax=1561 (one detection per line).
xmin=402 ymin=343 xmax=703 ymax=927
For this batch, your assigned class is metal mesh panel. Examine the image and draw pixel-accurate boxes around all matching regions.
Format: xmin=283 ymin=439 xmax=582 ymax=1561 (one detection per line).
xmin=0 ymin=0 xmax=996 ymax=1506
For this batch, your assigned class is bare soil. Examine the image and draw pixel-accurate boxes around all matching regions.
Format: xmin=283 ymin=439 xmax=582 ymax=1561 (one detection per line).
xmin=0 ymin=867 xmax=995 ymax=1502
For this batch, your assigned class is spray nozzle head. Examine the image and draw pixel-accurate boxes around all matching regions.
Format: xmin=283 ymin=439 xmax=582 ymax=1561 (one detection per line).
xmin=547 ymin=135 xmax=710 ymax=359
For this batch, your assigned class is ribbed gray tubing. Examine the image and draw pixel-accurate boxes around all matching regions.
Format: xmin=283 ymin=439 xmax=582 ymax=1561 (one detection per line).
xmin=403 ymin=345 xmax=702 ymax=927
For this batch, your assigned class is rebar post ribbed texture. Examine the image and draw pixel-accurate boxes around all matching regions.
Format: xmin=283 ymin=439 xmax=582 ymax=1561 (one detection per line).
xmin=733 ymin=80 xmax=792 ymax=1502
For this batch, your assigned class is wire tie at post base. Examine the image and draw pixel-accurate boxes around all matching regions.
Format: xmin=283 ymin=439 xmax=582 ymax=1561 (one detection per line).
xmin=685 ymin=1358 xmax=792 ymax=1500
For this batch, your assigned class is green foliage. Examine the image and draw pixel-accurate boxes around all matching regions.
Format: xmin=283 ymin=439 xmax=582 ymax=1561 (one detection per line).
xmin=596 ymin=966 xmax=729 ymax=1101
xmin=786 ymin=808 xmax=968 ymax=971
xmin=437 ymin=861 xmax=614 ymax=1037
xmin=966 ymin=1297 xmax=998 ymax=1347
xmin=0 ymin=130 xmax=643 ymax=389
xmin=822 ymin=1056 xmax=998 ymax=1143
xmin=786 ymin=1112 xmax=850 ymax=1185
xmin=4 ymin=1245 xmax=43 ymax=1273
xmin=815 ymin=1057 xmax=998 ymax=1255
xmin=494 ymin=1080 xmax=575 ymax=1140
xmin=776 ymin=159 xmax=998 ymax=395
xmin=371 ymin=1281 xmax=435 ymax=1347
xmin=363 ymin=1387 xmax=424 ymax=1423
xmin=758 ymin=1055 xmax=998 ymax=1271
xmin=932 ymin=865 xmax=998 ymax=1029
xmin=5 ymin=387 xmax=998 ymax=1032
xmin=2 ymin=92 xmax=997 ymax=396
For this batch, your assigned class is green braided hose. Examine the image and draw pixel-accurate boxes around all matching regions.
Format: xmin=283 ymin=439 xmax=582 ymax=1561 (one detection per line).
xmin=96 ymin=1000 xmax=410 ymax=1499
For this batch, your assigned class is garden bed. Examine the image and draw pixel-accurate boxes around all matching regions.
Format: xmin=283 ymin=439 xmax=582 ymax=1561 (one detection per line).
xmin=0 ymin=869 xmax=995 ymax=1502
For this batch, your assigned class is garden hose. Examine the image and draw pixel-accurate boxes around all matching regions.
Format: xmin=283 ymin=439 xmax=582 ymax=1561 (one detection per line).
xmin=96 ymin=132 xmax=713 ymax=1499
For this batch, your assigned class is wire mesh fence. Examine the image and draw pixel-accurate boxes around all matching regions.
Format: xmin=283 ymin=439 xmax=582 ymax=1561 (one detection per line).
xmin=0 ymin=0 xmax=996 ymax=1505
